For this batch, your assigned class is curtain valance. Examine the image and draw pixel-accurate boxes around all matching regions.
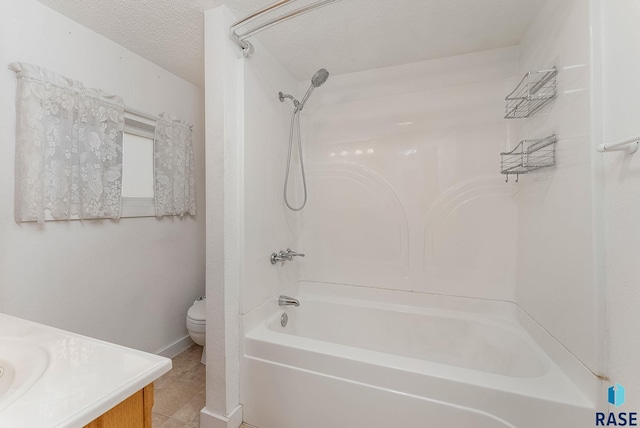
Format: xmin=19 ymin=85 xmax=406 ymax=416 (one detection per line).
xmin=10 ymin=63 xmax=197 ymax=222
xmin=154 ymin=113 xmax=196 ymax=217
xmin=10 ymin=62 xmax=125 ymax=223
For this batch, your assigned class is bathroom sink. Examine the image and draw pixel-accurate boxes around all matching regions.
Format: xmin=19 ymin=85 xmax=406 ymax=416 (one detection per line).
xmin=0 ymin=338 xmax=49 ymax=411
xmin=0 ymin=314 xmax=171 ymax=427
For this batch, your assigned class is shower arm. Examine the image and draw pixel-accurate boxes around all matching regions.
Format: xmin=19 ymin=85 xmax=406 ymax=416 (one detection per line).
xmin=279 ymin=92 xmax=300 ymax=111
xmin=229 ymin=0 xmax=340 ymax=58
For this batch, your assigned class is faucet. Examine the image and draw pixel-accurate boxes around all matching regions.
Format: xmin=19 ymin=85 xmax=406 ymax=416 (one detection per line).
xmin=278 ymin=295 xmax=300 ymax=307
xmin=270 ymin=248 xmax=305 ymax=266
xmin=282 ymin=248 xmax=304 ymax=260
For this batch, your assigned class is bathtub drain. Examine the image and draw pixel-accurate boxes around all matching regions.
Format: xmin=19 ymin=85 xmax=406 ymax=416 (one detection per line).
xmin=281 ymin=313 xmax=288 ymax=328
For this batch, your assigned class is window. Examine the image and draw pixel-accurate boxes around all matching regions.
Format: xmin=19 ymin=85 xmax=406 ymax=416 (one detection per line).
xmin=120 ymin=110 xmax=157 ymax=218
xmin=122 ymin=133 xmax=154 ymax=198
xmin=36 ymin=110 xmax=156 ymax=221
xmin=10 ymin=62 xmax=194 ymax=222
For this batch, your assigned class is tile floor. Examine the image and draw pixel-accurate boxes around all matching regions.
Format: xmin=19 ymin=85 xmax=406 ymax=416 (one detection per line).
xmin=152 ymin=345 xmax=205 ymax=427
xmin=152 ymin=346 xmax=257 ymax=428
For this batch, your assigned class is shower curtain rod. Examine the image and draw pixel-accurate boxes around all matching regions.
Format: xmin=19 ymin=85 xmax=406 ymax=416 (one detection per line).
xmin=229 ymin=0 xmax=339 ymax=58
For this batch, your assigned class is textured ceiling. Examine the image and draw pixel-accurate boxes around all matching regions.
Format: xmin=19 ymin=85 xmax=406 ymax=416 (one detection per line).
xmin=35 ymin=0 xmax=547 ymax=87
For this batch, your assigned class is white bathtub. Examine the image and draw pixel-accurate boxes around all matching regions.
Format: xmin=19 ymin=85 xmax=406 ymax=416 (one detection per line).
xmin=241 ymin=282 xmax=595 ymax=428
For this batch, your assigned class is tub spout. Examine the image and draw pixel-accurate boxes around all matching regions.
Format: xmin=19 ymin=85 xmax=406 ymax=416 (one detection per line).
xmin=278 ymin=295 xmax=300 ymax=307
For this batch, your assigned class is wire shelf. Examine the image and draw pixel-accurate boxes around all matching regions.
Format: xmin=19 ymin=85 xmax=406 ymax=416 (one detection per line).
xmin=500 ymin=134 xmax=557 ymax=180
xmin=505 ymin=67 xmax=557 ymax=119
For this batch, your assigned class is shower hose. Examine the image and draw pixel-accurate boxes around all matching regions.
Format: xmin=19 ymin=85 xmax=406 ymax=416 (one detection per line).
xmin=283 ymin=108 xmax=307 ymax=211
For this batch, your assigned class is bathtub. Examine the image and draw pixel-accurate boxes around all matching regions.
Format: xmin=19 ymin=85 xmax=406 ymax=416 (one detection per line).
xmin=241 ymin=282 xmax=595 ymax=428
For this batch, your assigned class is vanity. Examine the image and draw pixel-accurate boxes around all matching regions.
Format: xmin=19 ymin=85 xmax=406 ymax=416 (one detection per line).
xmin=83 ymin=384 xmax=154 ymax=428
xmin=0 ymin=313 xmax=171 ymax=427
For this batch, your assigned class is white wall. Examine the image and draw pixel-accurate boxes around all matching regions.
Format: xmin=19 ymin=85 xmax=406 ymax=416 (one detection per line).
xmin=601 ymin=0 xmax=640 ymax=409
xmin=0 ymin=0 xmax=205 ymax=354
xmin=295 ymin=47 xmax=519 ymax=302
xmin=203 ymin=7 xmax=301 ymax=426
xmin=514 ymin=0 xmax=604 ymax=375
xmin=204 ymin=6 xmax=243 ymax=424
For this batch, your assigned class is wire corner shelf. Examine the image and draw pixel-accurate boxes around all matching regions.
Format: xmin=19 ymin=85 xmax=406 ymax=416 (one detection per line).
xmin=500 ymin=134 xmax=557 ymax=182
xmin=504 ymin=67 xmax=558 ymax=119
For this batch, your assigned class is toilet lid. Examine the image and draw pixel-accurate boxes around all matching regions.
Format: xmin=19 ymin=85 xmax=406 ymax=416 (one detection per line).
xmin=187 ymin=299 xmax=205 ymax=322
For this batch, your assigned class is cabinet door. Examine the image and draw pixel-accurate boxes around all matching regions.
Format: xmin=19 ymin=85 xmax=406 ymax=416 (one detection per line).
xmin=84 ymin=384 xmax=153 ymax=428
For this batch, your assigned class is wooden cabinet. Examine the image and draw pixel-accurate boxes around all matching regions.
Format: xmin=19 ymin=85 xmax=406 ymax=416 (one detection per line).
xmin=84 ymin=384 xmax=154 ymax=428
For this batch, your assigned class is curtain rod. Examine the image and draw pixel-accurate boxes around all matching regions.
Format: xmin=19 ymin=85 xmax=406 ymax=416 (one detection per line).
xmin=229 ymin=0 xmax=339 ymax=58
xmin=125 ymin=107 xmax=160 ymax=123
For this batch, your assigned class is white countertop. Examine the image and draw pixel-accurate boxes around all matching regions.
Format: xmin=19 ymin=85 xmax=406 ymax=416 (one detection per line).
xmin=0 ymin=313 xmax=172 ymax=427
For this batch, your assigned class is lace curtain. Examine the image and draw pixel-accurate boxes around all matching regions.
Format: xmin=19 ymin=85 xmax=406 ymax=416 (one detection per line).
xmin=154 ymin=113 xmax=196 ymax=217
xmin=10 ymin=63 xmax=125 ymax=223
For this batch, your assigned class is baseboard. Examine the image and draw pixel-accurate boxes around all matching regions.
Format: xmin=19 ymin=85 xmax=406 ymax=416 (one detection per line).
xmin=200 ymin=405 xmax=243 ymax=428
xmin=156 ymin=335 xmax=194 ymax=359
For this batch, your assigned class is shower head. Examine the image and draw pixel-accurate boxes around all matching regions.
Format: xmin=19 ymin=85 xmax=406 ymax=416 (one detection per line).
xmin=300 ymin=68 xmax=330 ymax=110
xmin=311 ymin=68 xmax=330 ymax=88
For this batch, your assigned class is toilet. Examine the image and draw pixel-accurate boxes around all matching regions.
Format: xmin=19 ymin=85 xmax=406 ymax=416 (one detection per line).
xmin=186 ymin=297 xmax=206 ymax=365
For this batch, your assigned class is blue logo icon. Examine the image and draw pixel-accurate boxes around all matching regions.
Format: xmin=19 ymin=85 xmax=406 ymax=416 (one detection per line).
xmin=609 ymin=383 xmax=626 ymax=408
xmin=596 ymin=384 xmax=636 ymax=426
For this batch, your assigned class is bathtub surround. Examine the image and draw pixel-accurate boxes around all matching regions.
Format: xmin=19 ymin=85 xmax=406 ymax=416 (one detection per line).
xmin=296 ymin=46 xmax=519 ymax=301
xmin=227 ymin=37 xmax=599 ymax=425
xmin=601 ymin=0 xmax=640 ymax=409
xmin=292 ymin=2 xmax=604 ymax=383
xmin=514 ymin=0 xmax=605 ymax=379
xmin=0 ymin=0 xmax=205 ymax=355
xmin=288 ymin=0 xmax=603 ymax=399
xmin=239 ymin=36 xmax=301 ymax=316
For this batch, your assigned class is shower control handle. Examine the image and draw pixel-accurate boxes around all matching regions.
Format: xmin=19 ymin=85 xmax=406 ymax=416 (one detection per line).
xmin=270 ymin=252 xmax=286 ymax=266
xmin=284 ymin=248 xmax=305 ymax=259
xmin=270 ymin=248 xmax=305 ymax=266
